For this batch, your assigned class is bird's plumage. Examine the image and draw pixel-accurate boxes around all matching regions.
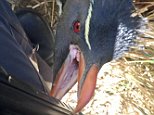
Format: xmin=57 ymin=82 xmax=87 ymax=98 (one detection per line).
xmin=51 ymin=0 xmax=142 ymax=113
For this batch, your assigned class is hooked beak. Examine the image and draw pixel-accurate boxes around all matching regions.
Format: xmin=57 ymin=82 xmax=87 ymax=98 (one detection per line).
xmin=50 ymin=44 xmax=99 ymax=113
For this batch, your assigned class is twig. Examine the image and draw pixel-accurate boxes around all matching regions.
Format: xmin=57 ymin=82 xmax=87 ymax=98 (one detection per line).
xmin=51 ymin=0 xmax=55 ymax=27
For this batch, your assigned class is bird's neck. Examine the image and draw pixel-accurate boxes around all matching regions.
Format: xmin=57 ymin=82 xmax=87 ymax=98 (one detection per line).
xmin=113 ymin=18 xmax=147 ymax=59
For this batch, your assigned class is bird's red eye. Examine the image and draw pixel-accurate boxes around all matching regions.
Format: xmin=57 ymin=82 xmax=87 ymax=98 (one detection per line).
xmin=73 ymin=21 xmax=80 ymax=33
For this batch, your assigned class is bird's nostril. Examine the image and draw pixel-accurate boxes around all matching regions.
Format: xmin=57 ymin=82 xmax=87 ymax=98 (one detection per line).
xmin=69 ymin=44 xmax=81 ymax=62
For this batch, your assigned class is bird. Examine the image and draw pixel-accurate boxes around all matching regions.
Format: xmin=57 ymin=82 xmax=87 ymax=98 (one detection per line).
xmin=16 ymin=9 xmax=54 ymax=67
xmin=15 ymin=9 xmax=55 ymax=90
xmin=51 ymin=0 xmax=143 ymax=113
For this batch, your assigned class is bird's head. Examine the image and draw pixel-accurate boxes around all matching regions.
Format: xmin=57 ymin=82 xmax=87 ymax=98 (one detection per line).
xmin=51 ymin=0 xmax=140 ymax=113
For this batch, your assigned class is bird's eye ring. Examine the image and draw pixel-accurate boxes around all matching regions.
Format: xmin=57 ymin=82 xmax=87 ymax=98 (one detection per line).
xmin=73 ymin=21 xmax=80 ymax=33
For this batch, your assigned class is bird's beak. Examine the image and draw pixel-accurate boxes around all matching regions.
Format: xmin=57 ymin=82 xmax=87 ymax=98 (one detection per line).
xmin=50 ymin=44 xmax=99 ymax=113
